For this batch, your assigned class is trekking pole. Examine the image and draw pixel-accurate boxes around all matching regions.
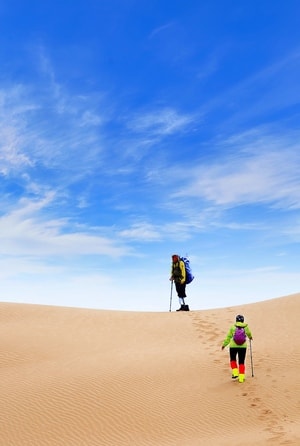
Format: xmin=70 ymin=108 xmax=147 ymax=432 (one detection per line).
xmin=169 ymin=280 xmax=173 ymax=312
xmin=249 ymin=339 xmax=254 ymax=377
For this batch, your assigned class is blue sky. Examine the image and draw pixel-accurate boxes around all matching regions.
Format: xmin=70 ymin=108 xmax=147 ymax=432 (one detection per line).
xmin=1 ymin=1 xmax=300 ymax=311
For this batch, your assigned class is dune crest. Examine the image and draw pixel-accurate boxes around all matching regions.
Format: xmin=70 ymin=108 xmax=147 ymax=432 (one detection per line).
xmin=0 ymin=293 xmax=299 ymax=445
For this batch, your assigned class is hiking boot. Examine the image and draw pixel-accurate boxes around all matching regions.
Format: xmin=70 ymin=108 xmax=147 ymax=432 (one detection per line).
xmin=176 ymin=306 xmax=184 ymax=311
xmin=238 ymin=374 xmax=245 ymax=383
xmin=232 ymin=368 xmax=239 ymax=379
xmin=182 ymin=305 xmax=190 ymax=311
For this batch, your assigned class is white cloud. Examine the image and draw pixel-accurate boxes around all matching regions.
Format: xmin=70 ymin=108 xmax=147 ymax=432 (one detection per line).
xmin=0 ymin=59 xmax=109 ymax=182
xmin=127 ymin=107 xmax=194 ymax=136
xmin=0 ymin=87 xmax=37 ymax=175
xmin=119 ymin=222 xmax=162 ymax=241
xmin=202 ymin=48 xmax=300 ymax=126
xmin=148 ymin=22 xmax=176 ymax=39
xmin=172 ymin=131 xmax=300 ymax=209
xmin=0 ymin=195 xmax=129 ymax=258
xmin=79 ymin=110 xmax=103 ymax=127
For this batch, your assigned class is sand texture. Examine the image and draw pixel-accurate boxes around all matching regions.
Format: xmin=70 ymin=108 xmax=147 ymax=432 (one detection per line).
xmin=0 ymin=293 xmax=299 ymax=445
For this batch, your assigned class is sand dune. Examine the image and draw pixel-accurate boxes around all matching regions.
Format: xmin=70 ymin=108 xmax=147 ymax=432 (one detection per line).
xmin=0 ymin=293 xmax=299 ymax=445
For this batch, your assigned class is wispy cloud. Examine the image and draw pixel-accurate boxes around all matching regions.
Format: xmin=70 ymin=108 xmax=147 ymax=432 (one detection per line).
xmin=171 ymin=129 xmax=300 ymax=209
xmin=118 ymin=222 xmax=162 ymax=241
xmin=0 ymin=85 xmax=38 ymax=175
xmin=148 ymin=22 xmax=176 ymax=39
xmin=0 ymin=195 xmax=129 ymax=258
xmin=201 ymin=48 xmax=300 ymax=127
xmin=127 ymin=107 xmax=195 ymax=136
xmin=0 ymin=80 xmax=106 ymax=186
xmin=196 ymin=45 xmax=229 ymax=82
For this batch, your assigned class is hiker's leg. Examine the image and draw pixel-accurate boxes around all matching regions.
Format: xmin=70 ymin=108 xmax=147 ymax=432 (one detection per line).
xmin=175 ymin=282 xmax=188 ymax=311
xmin=175 ymin=284 xmax=184 ymax=310
xmin=176 ymin=283 xmax=189 ymax=310
xmin=176 ymin=283 xmax=186 ymax=298
xmin=237 ymin=347 xmax=246 ymax=368
xmin=181 ymin=284 xmax=189 ymax=310
xmin=237 ymin=348 xmax=246 ymax=382
xmin=229 ymin=348 xmax=239 ymax=378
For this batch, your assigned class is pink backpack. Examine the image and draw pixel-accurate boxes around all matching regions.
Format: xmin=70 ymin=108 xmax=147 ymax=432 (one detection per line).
xmin=233 ymin=326 xmax=246 ymax=345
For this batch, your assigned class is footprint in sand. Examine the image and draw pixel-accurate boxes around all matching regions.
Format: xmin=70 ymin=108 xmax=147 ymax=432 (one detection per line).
xmin=250 ymin=397 xmax=261 ymax=407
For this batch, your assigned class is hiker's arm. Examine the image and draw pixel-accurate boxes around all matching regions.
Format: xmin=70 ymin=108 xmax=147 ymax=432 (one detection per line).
xmin=169 ymin=264 xmax=174 ymax=281
xmin=246 ymin=326 xmax=253 ymax=340
xmin=180 ymin=261 xmax=186 ymax=284
xmin=221 ymin=327 xmax=234 ymax=349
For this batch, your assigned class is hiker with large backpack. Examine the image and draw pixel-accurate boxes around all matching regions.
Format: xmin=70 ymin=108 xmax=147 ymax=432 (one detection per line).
xmin=169 ymin=254 xmax=194 ymax=311
xmin=221 ymin=314 xmax=253 ymax=383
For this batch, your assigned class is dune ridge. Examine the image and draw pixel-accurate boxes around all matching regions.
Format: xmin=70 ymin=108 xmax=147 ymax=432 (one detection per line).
xmin=0 ymin=293 xmax=299 ymax=445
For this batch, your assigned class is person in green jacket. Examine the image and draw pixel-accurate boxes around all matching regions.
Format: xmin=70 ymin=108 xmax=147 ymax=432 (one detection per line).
xmin=221 ymin=315 xmax=253 ymax=383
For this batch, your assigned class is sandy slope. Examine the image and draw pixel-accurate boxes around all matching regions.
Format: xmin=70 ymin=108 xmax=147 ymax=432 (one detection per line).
xmin=0 ymin=293 xmax=299 ymax=445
